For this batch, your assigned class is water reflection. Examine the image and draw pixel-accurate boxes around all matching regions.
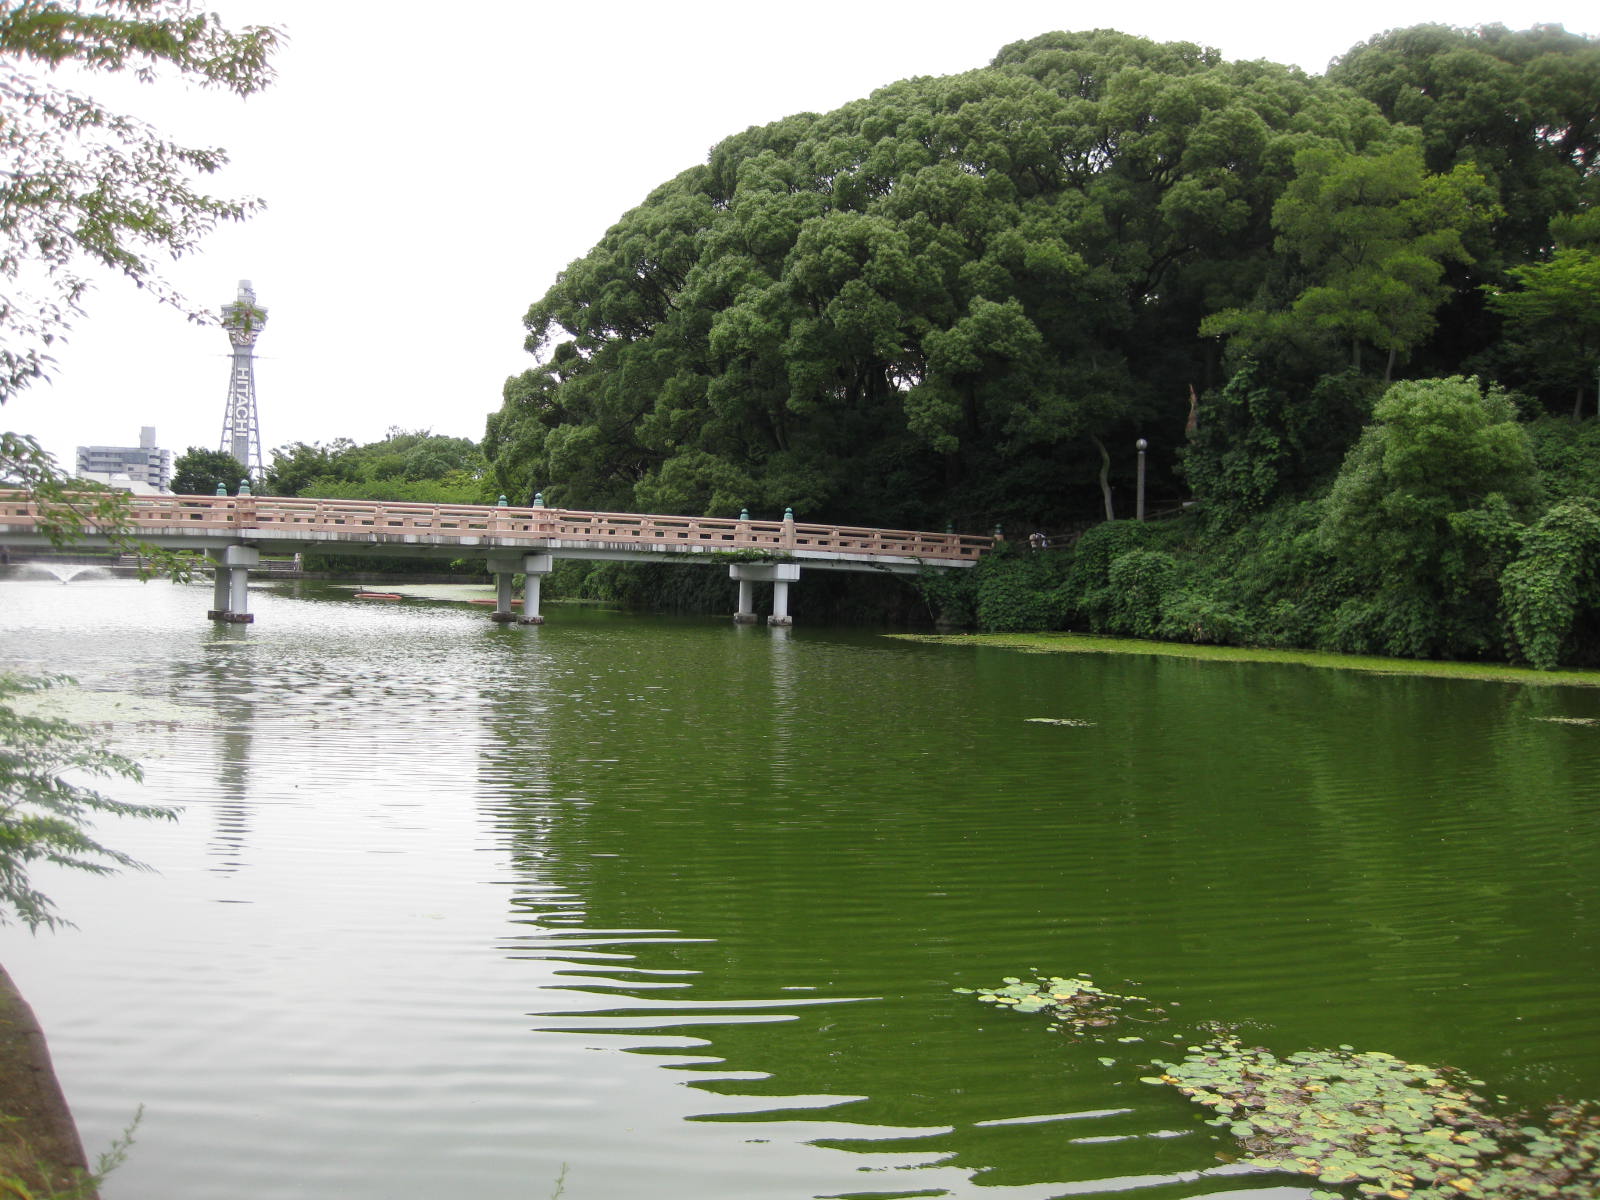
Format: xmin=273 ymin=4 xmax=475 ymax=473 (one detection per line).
xmin=0 ymin=581 xmax=1596 ymax=1200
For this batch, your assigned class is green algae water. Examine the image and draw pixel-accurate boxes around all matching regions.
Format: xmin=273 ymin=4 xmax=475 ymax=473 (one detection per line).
xmin=1 ymin=577 xmax=1598 ymax=1199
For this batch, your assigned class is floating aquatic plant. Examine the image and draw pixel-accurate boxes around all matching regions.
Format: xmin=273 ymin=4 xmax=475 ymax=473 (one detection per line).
xmin=961 ymin=974 xmax=1600 ymax=1199
xmin=1148 ymin=1039 xmax=1508 ymax=1198
xmin=953 ymin=972 xmax=1165 ymax=1038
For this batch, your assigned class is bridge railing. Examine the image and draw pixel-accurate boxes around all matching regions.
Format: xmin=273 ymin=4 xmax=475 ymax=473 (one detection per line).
xmin=0 ymin=492 xmax=994 ymax=561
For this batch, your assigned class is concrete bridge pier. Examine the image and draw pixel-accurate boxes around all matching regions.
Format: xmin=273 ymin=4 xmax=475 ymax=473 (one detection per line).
xmin=207 ymin=550 xmax=228 ymax=618
xmin=486 ymin=558 xmax=518 ymax=623
xmin=207 ymin=545 xmax=259 ymax=623
xmin=733 ymin=576 xmax=757 ymax=624
xmin=729 ymin=562 xmax=800 ymax=627
xmin=487 ymin=554 xmax=553 ymax=624
xmin=518 ymin=553 xmax=551 ymax=625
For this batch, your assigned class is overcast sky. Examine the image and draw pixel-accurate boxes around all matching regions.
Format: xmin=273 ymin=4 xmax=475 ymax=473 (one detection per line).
xmin=8 ymin=0 xmax=1597 ymax=470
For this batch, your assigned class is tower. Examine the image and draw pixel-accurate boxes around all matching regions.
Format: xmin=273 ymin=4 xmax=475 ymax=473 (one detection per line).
xmin=218 ymin=279 xmax=268 ymax=478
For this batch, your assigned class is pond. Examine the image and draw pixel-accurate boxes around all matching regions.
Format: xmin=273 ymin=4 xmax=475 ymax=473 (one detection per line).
xmin=2 ymin=577 xmax=1598 ymax=1199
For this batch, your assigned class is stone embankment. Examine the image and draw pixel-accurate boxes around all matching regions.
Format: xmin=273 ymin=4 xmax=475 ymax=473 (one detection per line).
xmin=0 ymin=965 xmax=96 ymax=1197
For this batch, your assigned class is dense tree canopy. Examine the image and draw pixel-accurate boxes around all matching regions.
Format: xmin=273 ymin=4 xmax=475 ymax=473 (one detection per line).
xmin=487 ymin=25 xmax=1597 ymax=536
xmin=1484 ymin=248 xmax=1600 ymax=415
xmin=481 ymin=23 xmax=1600 ymax=665
xmin=170 ymin=446 xmax=245 ymax=495
xmin=264 ymin=428 xmax=488 ymax=503
xmin=1327 ymin=24 xmax=1600 ymax=264
xmin=488 ymin=30 xmax=1422 ymax=531
xmin=1202 ymin=144 xmax=1498 ymax=380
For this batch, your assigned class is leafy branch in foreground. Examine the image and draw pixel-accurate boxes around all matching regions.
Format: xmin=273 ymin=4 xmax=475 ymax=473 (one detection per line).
xmin=0 ymin=0 xmax=280 ymax=402
xmin=0 ymin=674 xmax=175 ymax=932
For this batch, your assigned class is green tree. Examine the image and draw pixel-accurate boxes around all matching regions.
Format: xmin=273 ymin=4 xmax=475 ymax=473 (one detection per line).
xmin=1483 ymin=248 xmax=1600 ymax=417
xmin=487 ymin=31 xmax=1398 ymax=533
xmin=263 ymin=438 xmax=357 ymax=497
xmin=339 ymin=428 xmax=483 ymax=484
xmin=1203 ymin=143 xmax=1498 ymax=381
xmin=1319 ymin=376 xmax=1536 ymax=658
xmin=265 ymin=430 xmax=488 ymax=502
xmin=1328 ymin=24 xmax=1600 ymax=265
xmin=170 ymin=446 xmax=245 ymax=495
xmin=1324 ymin=24 xmax=1600 ymax=385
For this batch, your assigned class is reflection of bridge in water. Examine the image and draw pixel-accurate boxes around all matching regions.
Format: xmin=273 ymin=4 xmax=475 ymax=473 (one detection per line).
xmin=0 ymin=493 xmax=994 ymax=626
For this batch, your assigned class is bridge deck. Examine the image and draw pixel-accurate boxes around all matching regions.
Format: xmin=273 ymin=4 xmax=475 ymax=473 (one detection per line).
xmin=0 ymin=493 xmax=992 ymax=569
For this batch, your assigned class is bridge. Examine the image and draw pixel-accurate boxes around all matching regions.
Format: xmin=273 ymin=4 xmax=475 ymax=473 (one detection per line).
xmin=0 ymin=492 xmax=994 ymax=626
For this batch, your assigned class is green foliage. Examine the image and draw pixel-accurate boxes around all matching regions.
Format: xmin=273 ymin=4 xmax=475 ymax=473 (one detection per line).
xmin=262 ymin=439 xmax=356 ymax=496
xmin=1104 ymin=549 xmax=1181 ymax=638
xmin=1484 ymin=249 xmax=1600 ymax=415
xmin=264 ymin=430 xmax=489 ymax=502
xmin=918 ymin=371 xmax=1600 ymax=662
xmin=969 ymin=541 xmax=1070 ymax=632
xmin=1180 ymin=366 xmax=1294 ymax=524
xmin=0 ymin=0 xmax=279 ymax=402
xmin=0 ymin=675 xmax=175 ymax=931
xmin=1337 ymin=378 xmax=1535 ymax=506
xmin=1501 ymin=498 xmax=1600 ymax=669
xmin=340 ymin=428 xmax=482 ymax=485
xmin=631 ymin=449 xmax=758 ymax=517
xmin=1051 ymin=520 xmax=1155 ymax=631
xmin=1319 ymin=377 xmax=1536 ymax=658
xmin=1203 ymin=141 xmax=1499 ymax=378
xmin=1180 ymin=364 xmax=1378 ymax=526
xmin=1329 ymin=24 xmax=1600 ymax=265
xmin=1154 ymin=586 xmax=1248 ymax=646
xmin=488 ymin=29 xmax=1408 ymax=530
xmin=466 ymin=23 xmax=1600 ymax=652
xmin=1179 ymin=499 xmax=1348 ymax=648
xmin=170 ymin=446 xmax=245 ymax=496
xmin=296 ymin=474 xmax=486 ymax=505
xmin=914 ymin=562 xmax=978 ymax=628
xmin=1525 ymin=417 xmax=1600 ymax=504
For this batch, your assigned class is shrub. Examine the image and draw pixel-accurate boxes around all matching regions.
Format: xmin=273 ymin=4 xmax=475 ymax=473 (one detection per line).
xmin=1501 ymin=497 xmax=1600 ymax=669
xmin=1157 ymin=588 xmax=1247 ymax=645
xmin=974 ymin=542 xmax=1070 ymax=632
xmin=1104 ymin=550 xmax=1182 ymax=638
xmin=1318 ymin=377 xmax=1537 ymax=658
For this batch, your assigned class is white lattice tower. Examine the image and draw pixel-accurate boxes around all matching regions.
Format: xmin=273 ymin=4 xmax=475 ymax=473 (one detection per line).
xmin=218 ymin=280 xmax=268 ymax=479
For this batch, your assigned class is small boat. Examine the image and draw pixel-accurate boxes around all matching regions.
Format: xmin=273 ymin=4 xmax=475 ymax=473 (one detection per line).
xmin=466 ymin=597 xmax=522 ymax=606
xmin=353 ymin=591 xmax=403 ymax=600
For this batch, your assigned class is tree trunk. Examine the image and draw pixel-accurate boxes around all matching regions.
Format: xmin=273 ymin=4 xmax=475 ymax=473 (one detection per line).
xmin=1090 ymin=434 xmax=1115 ymax=522
xmin=1574 ymin=385 xmax=1585 ymax=421
xmin=1384 ymin=346 xmax=1397 ymax=385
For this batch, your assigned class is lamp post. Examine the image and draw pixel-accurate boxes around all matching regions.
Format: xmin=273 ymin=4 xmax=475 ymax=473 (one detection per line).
xmin=1135 ymin=438 xmax=1148 ymax=522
